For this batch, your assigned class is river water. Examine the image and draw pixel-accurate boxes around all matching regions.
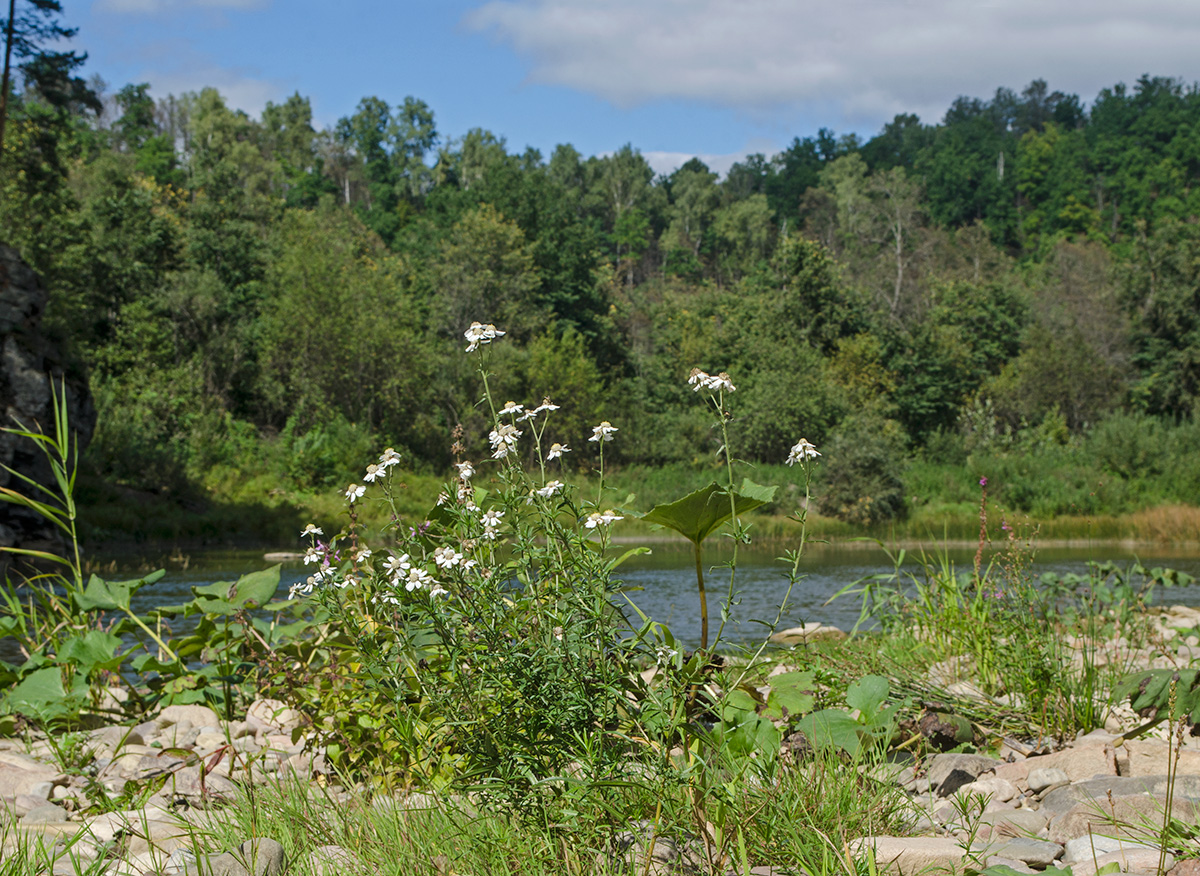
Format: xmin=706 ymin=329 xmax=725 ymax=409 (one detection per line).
xmin=71 ymin=540 xmax=1200 ymax=651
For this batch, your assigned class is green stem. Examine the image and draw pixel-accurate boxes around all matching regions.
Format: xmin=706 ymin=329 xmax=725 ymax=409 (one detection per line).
xmin=695 ymin=540 xmax=708 ymax=651
xmin=125 ymin=610 xmax=179 ymax=664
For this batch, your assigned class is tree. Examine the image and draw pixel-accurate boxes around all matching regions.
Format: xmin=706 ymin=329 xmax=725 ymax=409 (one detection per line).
xmin=1 ymin=0 xmax=96 ymax=156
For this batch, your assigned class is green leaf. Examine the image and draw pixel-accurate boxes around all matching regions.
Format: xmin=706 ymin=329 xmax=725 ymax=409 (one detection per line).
xmin=58 ymin=630 xmax=126 ymax=674
xmin=6 ymin=667 xmax=67 ymax=717
xmin=764 ymin=671 xmax=816 ymax=720
xmin=75 ymin=570 xmax=166 ymax=612
xmin=638 ymin=481 xmax=778 ymax=546
xmin=797 ymin=709 xmax=865 ymax=756
xmin=191 ymin=565 xmax=282 ymax=615
xmin=846 ymin=675 xmax=890 ymax=723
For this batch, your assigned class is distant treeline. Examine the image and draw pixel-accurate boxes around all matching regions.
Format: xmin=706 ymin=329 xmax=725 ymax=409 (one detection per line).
xmin=3 ymin=69 xmax=1200 ymax=524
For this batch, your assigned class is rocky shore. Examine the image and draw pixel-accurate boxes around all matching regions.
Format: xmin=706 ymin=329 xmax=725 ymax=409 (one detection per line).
xmin=7 ymin=605 xmax=1200 ymax=875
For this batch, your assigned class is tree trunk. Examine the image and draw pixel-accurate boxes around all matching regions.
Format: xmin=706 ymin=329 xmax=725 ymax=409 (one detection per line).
xmin=0 ymin=0 xmax=17 ymax=159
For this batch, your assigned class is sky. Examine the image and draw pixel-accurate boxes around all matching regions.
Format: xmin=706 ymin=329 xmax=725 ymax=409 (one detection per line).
xmin=69 ymin=0 xmax=1200 ymax=177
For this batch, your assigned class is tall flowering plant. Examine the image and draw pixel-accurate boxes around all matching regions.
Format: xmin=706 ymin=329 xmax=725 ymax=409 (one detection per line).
xmin=287 ymin=321 xmax=646 ymax=803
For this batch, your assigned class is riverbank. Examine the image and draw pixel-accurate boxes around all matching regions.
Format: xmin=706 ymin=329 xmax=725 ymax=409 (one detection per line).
xmin=6 ymin=602 xmax=1200 ymax=875
xmin=74 ymin=460 xmax=1200 ymax=553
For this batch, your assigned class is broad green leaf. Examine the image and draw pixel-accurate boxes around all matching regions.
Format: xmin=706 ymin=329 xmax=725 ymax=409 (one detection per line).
xmin=6 ymin=667 xmax=67 ymax=716
xmin=191 ymin=565 xmax=282 ymax=615
xmin=846 ymin=675 xmax=890 ymax=723
xmin=797 ymin=708 xmax=865 ymax=756
xmin=58 ymin=631 xmax=126 ymax=674
xmin=75 ymin=570 xmax=166 ymax=612
xmin=764 ymin=671 xmax=816 ymax=720
xmin=638 ymin=481 xmax=778 ymax=546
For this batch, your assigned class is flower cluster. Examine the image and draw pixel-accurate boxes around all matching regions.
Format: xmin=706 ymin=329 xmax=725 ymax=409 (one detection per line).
xmin=363 ymin=447 xmax=402 ymax=483
xmin=464 ymin=322 xmax=505 ymax=352
xmin=687 ymin=368 xmax=736 ymax=393
xmin=786 ymin=438 xmax=820 ymax=466
xmin=589 ymin=421 xmax=618 ymax=443
xmin=584 ymin=509 xmax=623 ymax=529
xmin=489 ymin=423 xmax=522 ymax=459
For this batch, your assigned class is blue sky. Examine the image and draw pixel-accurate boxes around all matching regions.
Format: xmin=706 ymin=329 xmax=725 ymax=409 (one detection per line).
xmin=71 ymin=0 xmax=1200 ymax=177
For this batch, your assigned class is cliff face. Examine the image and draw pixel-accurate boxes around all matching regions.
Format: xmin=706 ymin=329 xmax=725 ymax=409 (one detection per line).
xmin=0 ymin=245 xmax=95 ymax=554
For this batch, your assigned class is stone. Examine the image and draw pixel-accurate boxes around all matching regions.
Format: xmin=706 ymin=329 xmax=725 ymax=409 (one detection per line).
xmin=1122 ymin=740 xmax=1200 ymax=777
xmin=850 ymin=836 xmax=973 ymax=875
xmin=977 ymin=809 xmax=1048 ymax=839
xmin=983 ymin=856 xmax=1036 ymax=874
xmin=1063 ymin=835 xmax=1161 ymax=863
xmin=1029 ymin=745 xmax=1118 ymax=784
xmin=164 ymin=765 xmax=237 ymax=807
xmin=1041 ymin=775 xmax=1200 ymax=815
xmin=158 ymin=704 xmax=221 ymax=730
xmin=0 ymin=763 xmax=60 ymax=798
xmin=86 ymin=725 xmax=144 ymax=760
xmin=245 ymin=699 xmax=306 ymax=736
xmin=961 ymin=776 xmax=1019 ymax=802
xmin=926 ymin=753 xmax=1000 ymax=797
xmin=608 ymin=822 xmax=706 ymax=876
xmin=181 ymin=837 xmax=286 ymax=876
xmin=987 ymin=837 xmax=1063 ymax=867
xmin=1071 ymin=848 xmax=1172 ymax=876
xmin=1168 ymin=860 xmax=1200 ymax=876
xmin=768 ymin=622 xmax=846 ymax=646
xmin=1027 ymin=767 xmax=1071 ymax=793
xmin=21 ymin=803 xmax=68 ymax=823
xmin=1048 ymin=794 xmax=1197 ymax=843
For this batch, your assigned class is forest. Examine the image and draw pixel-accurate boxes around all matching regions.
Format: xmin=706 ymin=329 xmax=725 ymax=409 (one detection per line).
xmin=3 ymin=12 xmax=1200 ymax=540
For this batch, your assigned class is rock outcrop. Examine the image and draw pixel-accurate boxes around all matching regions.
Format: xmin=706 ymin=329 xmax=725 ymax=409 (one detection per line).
xmin=0 ymin=244 xmax=95 ymax=556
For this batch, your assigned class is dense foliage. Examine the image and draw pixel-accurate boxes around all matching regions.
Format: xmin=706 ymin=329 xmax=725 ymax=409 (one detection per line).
xmin=4 ymin=22 xmax=1200 ymax=526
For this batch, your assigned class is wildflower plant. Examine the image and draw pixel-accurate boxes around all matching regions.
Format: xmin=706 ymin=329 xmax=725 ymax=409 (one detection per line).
xmin=287 ymin=321 xmax=651 ymax=808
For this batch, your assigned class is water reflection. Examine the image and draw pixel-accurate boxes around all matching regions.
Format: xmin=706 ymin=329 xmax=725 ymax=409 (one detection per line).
xmin=4 ymin=542 xmax=1200 ymax=660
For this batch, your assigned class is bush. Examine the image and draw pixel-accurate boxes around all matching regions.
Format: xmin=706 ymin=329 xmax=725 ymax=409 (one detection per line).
xmin=818 ymin=413 xmax=908 ymax=525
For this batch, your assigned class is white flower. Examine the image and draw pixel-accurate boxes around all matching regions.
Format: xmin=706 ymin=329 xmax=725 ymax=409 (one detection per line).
xmin=688 ymin=368 xmax=735 ymax=393
xmin=373 ymin=591 xmax=401 ymax=607
xmin=589 ymin=421 xmax=618 ymax=443
xmin=480 ymin=509 xmax=504 ymax=528
xmin=300 ymin=524 xmax=323 ymax=538
xmin=656 ymin=645 xmax=679 ymax=665
xmin=288 ymin=580 xmax=313 ymax=600
xmin=535 ymin=397 xmax=560 ymax=414
xmin=436 ymin=491 xmax=449 ymax=506
xmin=786 ymin=438 xmax=821 ymax=466
xmin=354 ymin=547 xmax=372 ymax=563
xmin=405 ymin=567 xmax=433 ymax=592
xmin=434 ymin=546 xmax=463 ymax=568
xmin=709 ymin=371 xmax=735 ymax=393
xmin=303 ymin=546 xmax=321 ymax=565
xmin=464 ymin=321 xmax=506 ymax=352
xmin=345 ymin=483 xmax=366 ymax=503
xmin=547 ymin=442 xmax=570 ymax=461
xmin=457 ymin=482 xmax=478 ymax=511
xmin=456 ymin=461 xmax=475 ymax=480
xmin=499 ymin=400 xmax=524 ymax=417
xmin=378 ymin=447 xmax=402 ymax=468
xmin=489 ymin=424 xmax=522 ymax=459
xmin=384 ymin=553 xmax=412 ymax=580
xmin=363 ymin=463 xmax=384 ymax=483
xmin=430 ymin=583 xmax=449 ymax=598
xmin=336 ymin=575 xmax=357 ymax=590
xmin=537 ymin=480 xmax=564 ymax=498
xmin=584 ymin=509 xmax=623 ymax=529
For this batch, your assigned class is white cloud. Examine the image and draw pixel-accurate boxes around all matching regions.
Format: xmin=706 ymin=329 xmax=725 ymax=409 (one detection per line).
xmin=464 ymin=0 xmax=1200 ymax=129
xmin=97 ymin=0 xmax=265 ymax=13
xmin=140 ymin=63 xmax=283 ymax=118
xmin=630 ymin=139 xmax=779 ymax=178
